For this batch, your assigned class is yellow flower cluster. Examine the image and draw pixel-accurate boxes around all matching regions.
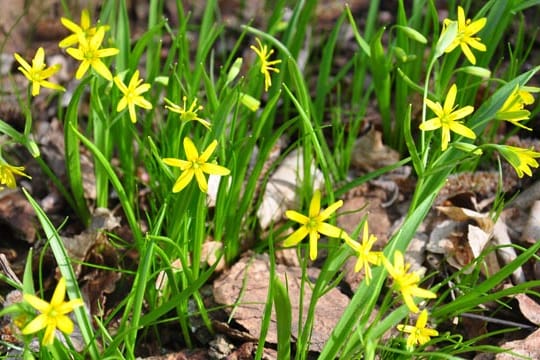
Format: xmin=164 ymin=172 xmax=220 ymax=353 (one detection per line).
xmin=419 ymin=6 xmax=540 ymax=178
xmin=281 ymin=190 xmax=439 ymax=348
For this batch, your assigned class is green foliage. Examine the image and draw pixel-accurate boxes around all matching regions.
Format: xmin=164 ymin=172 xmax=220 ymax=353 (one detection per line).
xmin=2 ymin=0 xmax=539 ymax=359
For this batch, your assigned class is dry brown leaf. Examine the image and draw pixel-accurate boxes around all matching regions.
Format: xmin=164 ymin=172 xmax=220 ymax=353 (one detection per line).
xmin=493 ymin=219 xmax=526 ymax=284
xmin=213 ymin=253 xmax=349 ymax=352
xmin=515 ymin=294 xmax=540 ymax=326
xmin=496 ymin=328 xmax=540 ymax=360
xmin=521 ymin=200 xmax=540 ymax=244
xmin=436 ymin=206 xmax=494 ymax=233
xmin=351 ymin=127 xmax=399 ymax=173
xmin=0 ymin=190 xmax=37 ymax=243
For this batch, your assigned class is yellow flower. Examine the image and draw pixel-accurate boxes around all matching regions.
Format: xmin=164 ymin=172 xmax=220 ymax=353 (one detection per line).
xmin=0 ymin=161 xmax=30 ymax=190
xmin=397 ymin=309 xmax=439 ymax=349
xmin=164 ymin=96 xmax=211 ymax=129
xmin=443 ymin=6 xmax=487 ymax=64
xmin=66 ymin=27 xmax=119 ymax=81
xmin=383 ymin=250 xmax=437 ymax=313
xmin=13 ymin=48 xmax=65 ymax=96
xmin=283 ymin=190 xmax=348 ymax=261
xmin=250 ymin=38 xmax=282 ymax=92
xmin=344 ymin=222 xmax=382 ymax=284
xmin=59 ymin=9 xmax=109 ymax=48
xmin=22 ymin=278 xmax=84 ymax=346
xmin=420 ymin=84 xmax=476 ymax=151
xmin=494 ymin=144 xmax=540 ymax=178
xmin=114 ymin=70 xmax=152 ymax=123
xmin=495 ymin=86 xmax=537 ymax=130
xmin=162 ymin=138 xmax=230 ymax=193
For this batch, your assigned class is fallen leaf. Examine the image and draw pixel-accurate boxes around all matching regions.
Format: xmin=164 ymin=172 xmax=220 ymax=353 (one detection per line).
xmin=496 ymin=328 xmax=540 ymax=360
xmin=213 ymin=253 xmax=349 ymax=352
xmin=515 ymin=294 xmax=540 ymax=326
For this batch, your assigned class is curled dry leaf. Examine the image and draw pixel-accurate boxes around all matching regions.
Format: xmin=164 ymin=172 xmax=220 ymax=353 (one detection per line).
xmin=257 ymin=149 xmax=324 ymax=229
xmin=350 ymin=127 xmax=399 ymax=173
xmin=521 ymin=200 xmax=540 ymax=244
xmin=493 ymin=218 xmax=526 ymax=284
xmin=515 ymin=293 xmax=540 ymax=326
xmin=495 ymin=328 xmax=540 ymax=360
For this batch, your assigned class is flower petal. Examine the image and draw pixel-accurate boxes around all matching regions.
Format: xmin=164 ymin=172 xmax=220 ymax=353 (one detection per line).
xmin=200 ymin=140 xmax=218 ymax=162
xmin=449 ymin=122 xmax=476 ymax=140
xmin=317 ymin=222 xmax=347 ymax=239
xmin=183 ymin=138 xmax=199 ymax=160
xmin=194 ymin=169 xmax=208 ymax=192
xmin=282 ymin=227 xmax=309 ymax=247
xmin=50 ymin=278 xmax=67 ymax=307
xmin=309 ymin=190 xmax=321 ymax=218
xmin=318 ymin=200 xmax=343 ymax=221
xmin=202 ymin=163 xmax=230 ymax=176
xmin=285 ymin=210 xmax=309 ymax=225
xmin=172 ymin=170 xmax=194 ymax=193
xmin=21 ymin=314 xmax=48 ymax=335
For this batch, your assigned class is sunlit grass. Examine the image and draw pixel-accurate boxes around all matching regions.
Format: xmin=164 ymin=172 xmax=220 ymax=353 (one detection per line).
xmin=1 ymin=1 xmax=539 ymax=359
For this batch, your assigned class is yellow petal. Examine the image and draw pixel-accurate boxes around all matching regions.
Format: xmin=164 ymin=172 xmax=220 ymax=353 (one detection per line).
xmin=202 ymin=163 xmax=230 ymax=176
xmin=309 ymin=230 xmax=319 ymax=260
xmin=449 ymin=105 xmax=474 ymax=120
xmin=319 ymin=200 xmax=343 ymax=221
xmin=309 ymin=190 xmax=321 ymax=218
xmin=21 ymin=314 xmax=48 ymax=335
xmin=317 ymin=222 xmax=346 ymax=239
xmin=23 ymin=294 xmax=50 ymax=313
xmin=285 ymin=210 xmax=309 ymax=225
xmin=419 ymin=118 xmax=442 ymax=131
xmin=92 ymin=60 xmax=113 ymax=81
xmin=172 ymin=170 xmax=194 ymax=193
xmin=461 ymin=43 xmax=477 ymax=65
xmin=283 ymin=227 xmax=309 ymax=247
xmin=449 ymin=122 xmax=476 ymax=139
xmin=162 ymin=158 xmax=190 ymax=169
xmin=50 ymin=278 xmax=67 ymax=307
xmin=183 ymin=138 xmax=199 ymax=160
xmin=55 ymin=314 xmax=74 ymax=334
xmin=443 ymin=84 xmax=457 ymax=113
xmin=42 ymin=324 xmax=56 ymax=345
xmin=200 ymin=140 xmax=218 ymax=162
xmin=194 ymin=169 xmax=208 ymax=192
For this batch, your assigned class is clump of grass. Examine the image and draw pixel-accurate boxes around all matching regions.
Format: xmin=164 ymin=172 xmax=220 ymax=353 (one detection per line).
xmin=1 ymin=1 xmax=540 ymax=359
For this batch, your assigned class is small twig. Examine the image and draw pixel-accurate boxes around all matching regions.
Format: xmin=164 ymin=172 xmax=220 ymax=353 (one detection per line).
xmin=0 ymin=253 xmax=22 ymax=286
xmin=460 ymin=312 xmax=536 ymax=330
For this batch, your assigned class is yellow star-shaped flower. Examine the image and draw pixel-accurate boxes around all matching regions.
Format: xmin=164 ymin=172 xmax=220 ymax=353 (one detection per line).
xmin=0 ymin=161 xmax=30 ymax=190
xmin=496 ymin=86 xmax=538 ymax=130
xmin=494 ymin=144 xmax=540 ymax=178
xmin=13 ymin=47 xmax=65 ymax=96
xmin=383 ymin=250 xmax=437 ymax=313
xmin=250 ymin=38 xmax=282 ymax=92
xmin=164 ymin=96 xmax=211 ymax=129
xmin=397 ymin=309 xmax=439 ymax=349
xmin=443 ymin=6 xmax=487 ymax=64
xmin=114 ymin=70 xmax=153 ymax=123
xmin=59 ymin=9 xmax=109 ymax=48
xmin=22 ymin=278 xmax=84 ymax=346
xmin=283 ymin=190 xmax=348 ymax=261
xmin=344 ymin=222 xmax=382 ymax=284
xmin=162 ymin=137 xmax=230 ymax=193
xmin=419 ymin=84 xmax=476 ymax=151
xmin=66 ymin=27 xmax=119 ymax=81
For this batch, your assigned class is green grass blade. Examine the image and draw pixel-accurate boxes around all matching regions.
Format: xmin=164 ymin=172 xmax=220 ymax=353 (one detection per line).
xmin=273 ymin=275 xmax=292 ymax=360
xmin=22 ymin=188 xmax=99 ymax=359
